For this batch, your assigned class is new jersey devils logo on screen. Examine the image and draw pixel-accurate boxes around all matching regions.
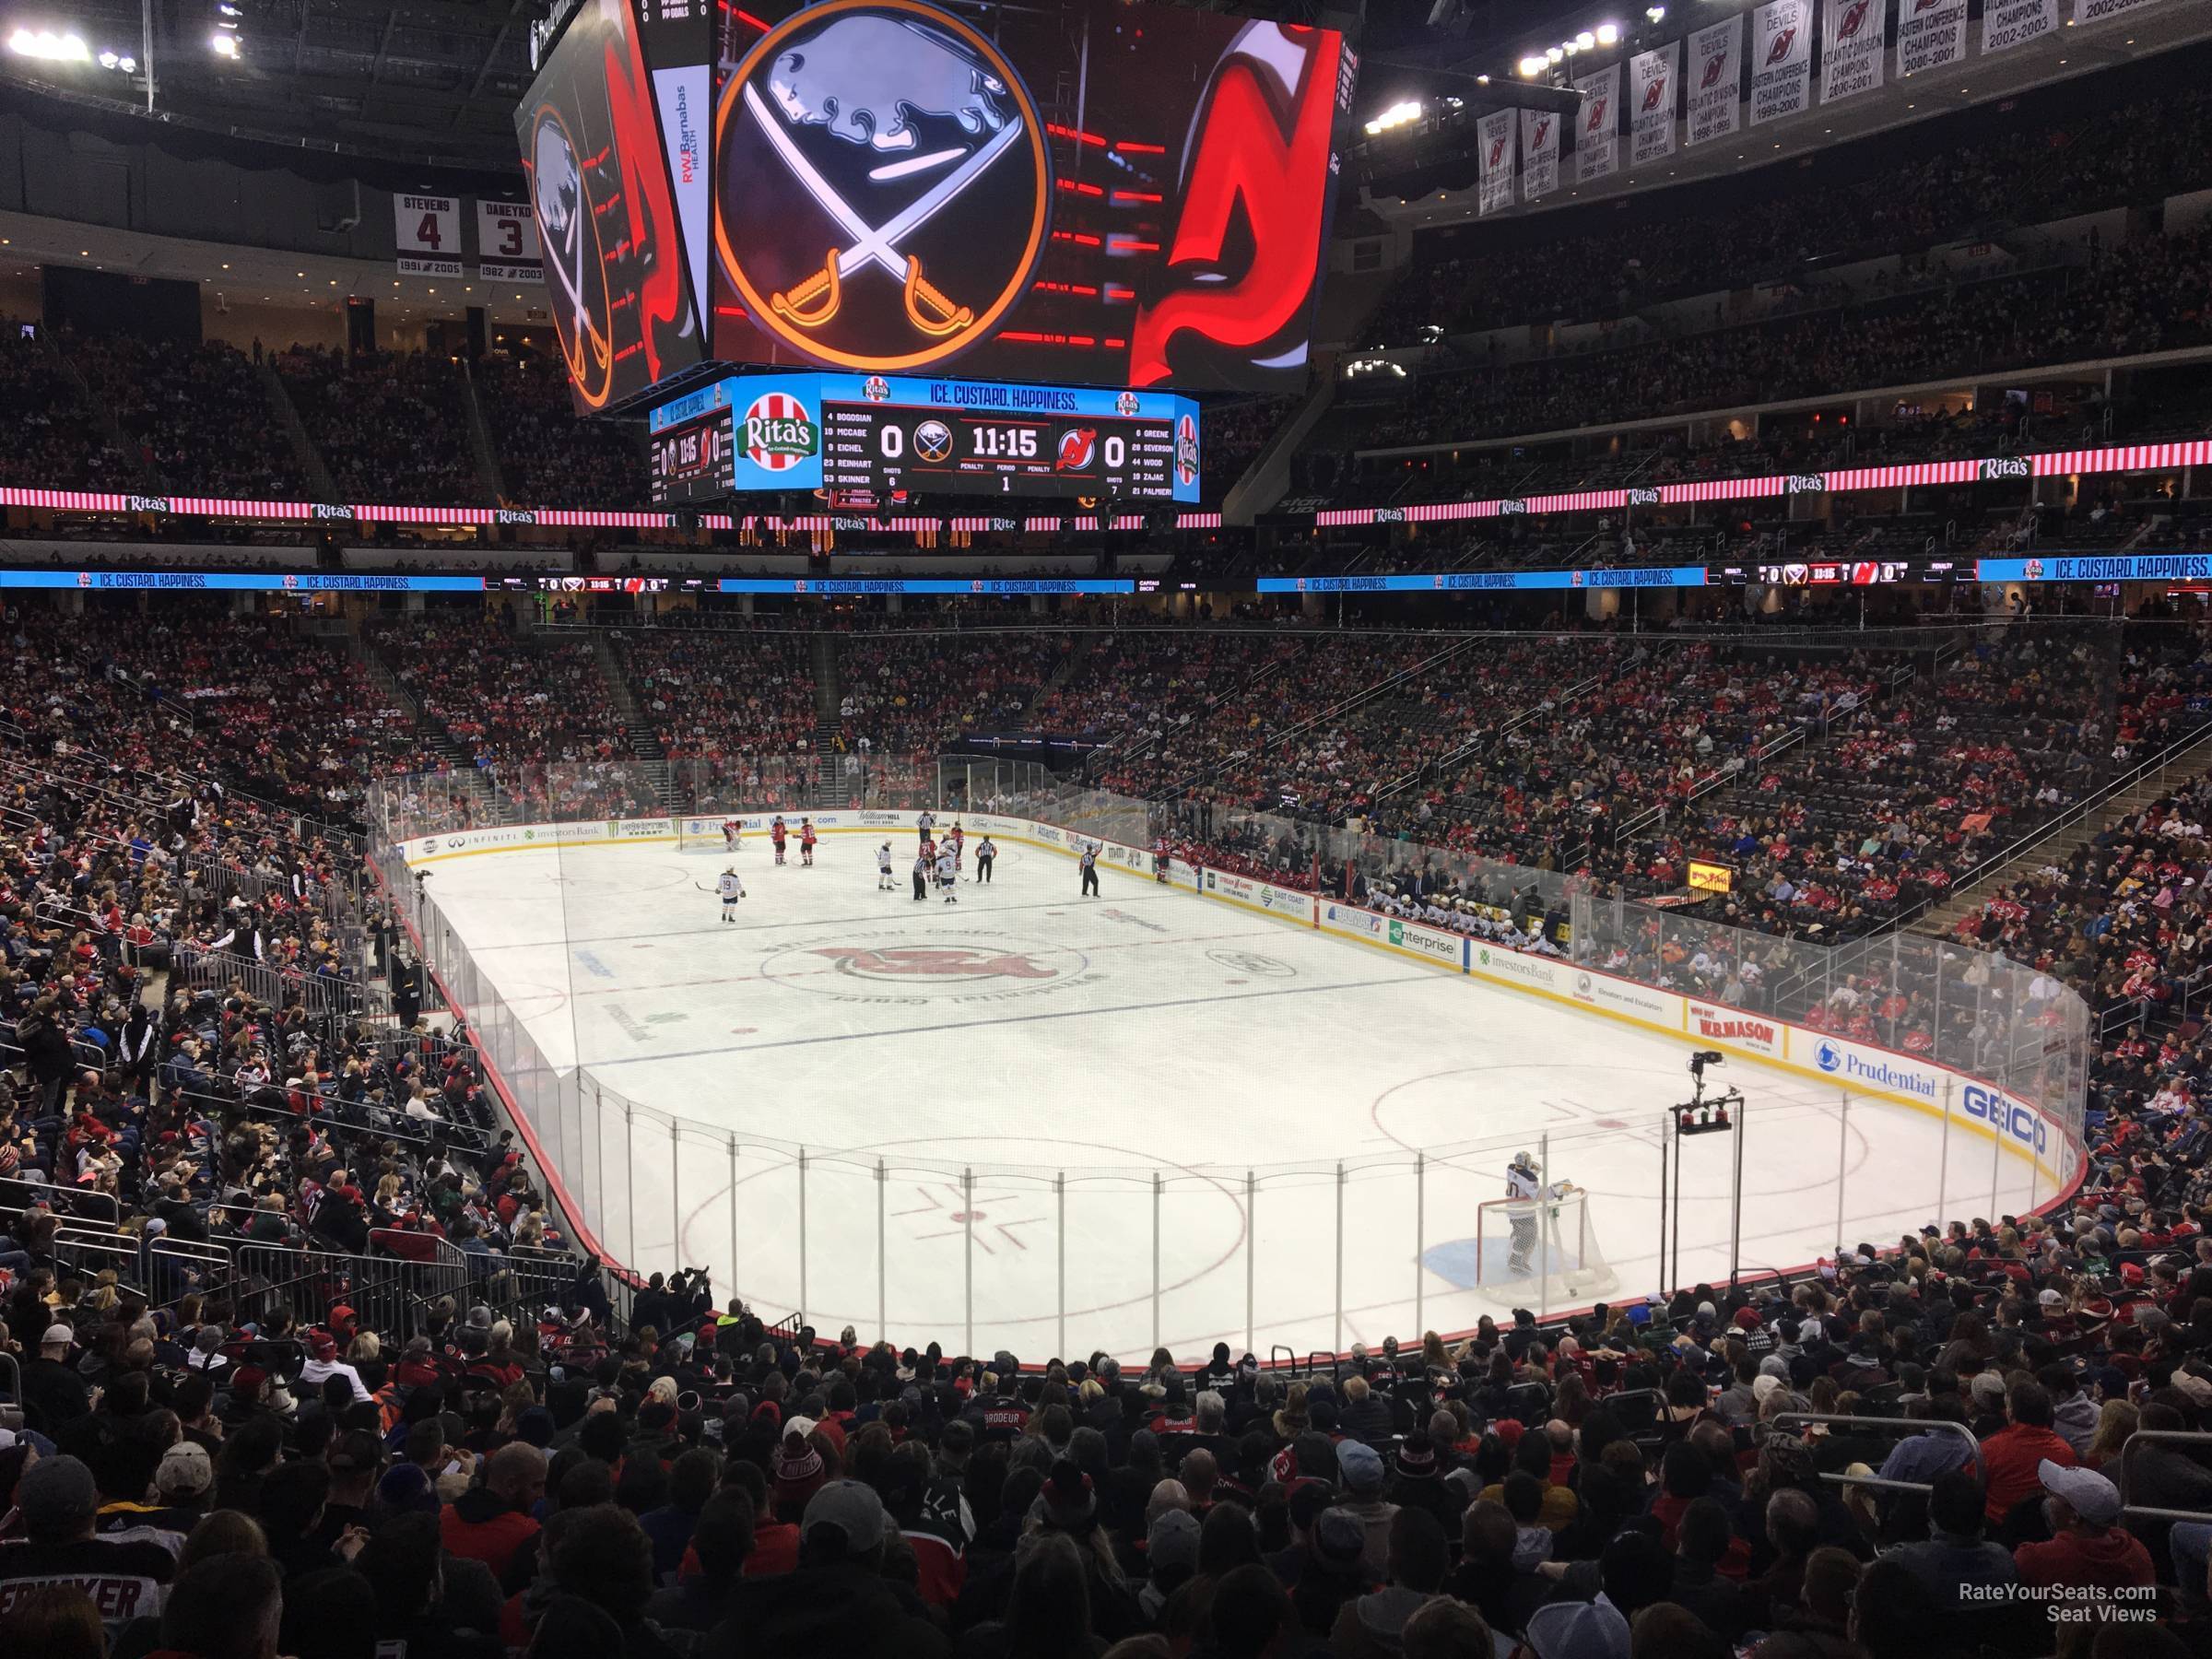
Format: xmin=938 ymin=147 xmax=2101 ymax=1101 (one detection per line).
xmin=712 ymin=0 xmax=1049 ymax=371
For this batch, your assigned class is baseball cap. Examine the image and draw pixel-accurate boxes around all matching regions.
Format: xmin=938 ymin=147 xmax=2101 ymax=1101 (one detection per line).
xmin=2039 ymin=1458 xmax=2122 ymax=1526
xmin=1524 ymin=1596 xmax=1631 ymax=1659
xmin=40 ymin=1323 xmax=74 ymax=1348
xmin=801 ymin=1479 xmax=889 ymax=1550
xmin=1147 ymin=1507 xmax=1201 ymax=1575
xmin=157 ymin=1441 xmax=214 ymax=1499
xmin=17 ymin=1454 xmax=98 ymax=1534
xmin=1335 ymin=1439 xmax=1384 ymax=1494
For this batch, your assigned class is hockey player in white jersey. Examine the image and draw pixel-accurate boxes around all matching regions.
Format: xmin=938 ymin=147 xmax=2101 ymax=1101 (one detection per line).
xmin=877 ymin=841 xmax=896 ymax=891
xmin=716 ymin=867 xmax=746 ymax=923
xmin=1503 ymin=1149 xmax=1578 ymax=1276
xmin=935 ymin=843 xmax=959 ymax=902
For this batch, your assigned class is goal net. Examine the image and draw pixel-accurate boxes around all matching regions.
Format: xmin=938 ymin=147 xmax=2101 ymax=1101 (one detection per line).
xmin=1473 ymin=1191 xmax=1618 ymax=1310
xmin=678 ymin=816 xmax=742 ymax=853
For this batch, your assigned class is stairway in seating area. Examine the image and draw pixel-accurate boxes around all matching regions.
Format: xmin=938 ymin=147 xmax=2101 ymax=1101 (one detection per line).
xmin=589 ymin=630 xmax=673 ymax=809
xmin=1911 ymin=724 xmax=2212 ymax=940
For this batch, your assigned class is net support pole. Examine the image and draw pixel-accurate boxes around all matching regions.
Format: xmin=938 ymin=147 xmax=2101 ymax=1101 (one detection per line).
xmin=1833 ymin=1093 xmax=1849 ymax=1256
xmin=1334 ymin=1160 xmax=1347 ymax=1358
xmin=1151 ymin=1171 xmax=1163 ymax=1354
xmin=1989 ymin=1087 xmax=2005 ymax=1220
xmin=1728 ymin=1096 xmax=1746 ymax=1290
xmin=1244 ymin=1171 xmax=1256 ymax=1360
xmin=1415 ymin=1151 xmax=1427 ymax=1342
xmin=876 ymin=1159 xmax=888 ymax=1344
xmin=963 ymin=1167 xmax=975 ymax=1359
xmin=1936 ymin=1077 xmax=1953 ymax=1225
xmin=623 ymin=1104 xmax=637 ymax=1272
xmin=1538 ymin=1134 xmax=1551 ymax=1324
xmin=1658 ymin=1112 xmax=1671 ymax=1300
xmin=1056 ymin=1171 xmax=1066 ymax=1364
xmin=798 ymin=1147 xmax=809 ymax=1332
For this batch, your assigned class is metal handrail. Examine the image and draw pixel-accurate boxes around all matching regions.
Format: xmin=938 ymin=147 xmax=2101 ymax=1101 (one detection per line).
xmin=1771 ymin=1413 xmax=1982 ymax=1495
xmin=2116 ymin=1429 xmax=2212 ymax=1524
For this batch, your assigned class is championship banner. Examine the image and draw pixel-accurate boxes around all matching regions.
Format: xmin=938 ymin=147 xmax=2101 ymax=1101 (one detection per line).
xmin=1477 ymin=108 xmax=1517 ymax=217
xmin=1572 ymin=64 xmax=1620 ymax=182
xmin=1820 ymin=0 xmax=1884 ymax=105
xmin=1897 ymin=0 xmax=1969 ymax=77
xmin=1686 ymin=18 xmax=1741 ymax=147
xmin=476 ymin=201 xmax=544 ymax=285
xmin=394 ymin=193 xmax=463 ymax=277
xmin=1749 ymin=0 xmax=1811 ymax=125
xmin=1630 ymin=42 xmax=1677 ymax=167
xmin=1521 ymin=106 xmax=1561 ymax=202
xmin=2075 ymin=0 xmax=2159 ymax=19
xmin=1983 ymin=0 xmax=2058 ymax=53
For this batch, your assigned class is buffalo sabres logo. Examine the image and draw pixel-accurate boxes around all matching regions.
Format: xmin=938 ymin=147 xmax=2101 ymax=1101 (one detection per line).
xmin=714 ymin=0 xmax=1049 ymax=372
xmin=528 ymin=104 xmax=614 ymax=406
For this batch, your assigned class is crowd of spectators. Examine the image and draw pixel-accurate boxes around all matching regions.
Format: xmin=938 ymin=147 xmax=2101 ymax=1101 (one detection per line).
xmin=613 ymin=623 xmax=818 ymax=803
xmin=68 ymin=338 xmax=304 ymax=501
xmin=279 ymin=350 xmax=484 ymax=507
xmin=0 ymin=323 xmax=137 ymax=493
xmin=836 ymin=631 xmax=1070 ymax=755
xmin=477 ymin=354 xmax=646 ymax=511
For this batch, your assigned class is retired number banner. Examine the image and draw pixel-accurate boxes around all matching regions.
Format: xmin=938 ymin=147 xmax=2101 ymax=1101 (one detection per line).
xmin=1749 ymin=0 xmax=1811 ymax=125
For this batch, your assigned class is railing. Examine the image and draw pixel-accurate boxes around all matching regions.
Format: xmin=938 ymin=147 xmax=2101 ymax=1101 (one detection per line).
xmin=2117 ymin=1430 xmax=2212 ymax=1524
xmin=1771 ymin=1414 xmax=1982 ymax=1495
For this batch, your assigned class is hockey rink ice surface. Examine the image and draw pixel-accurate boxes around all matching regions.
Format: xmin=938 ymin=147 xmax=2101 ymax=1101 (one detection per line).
xmin=424 ymin=834 xmax=2052 ymax=1361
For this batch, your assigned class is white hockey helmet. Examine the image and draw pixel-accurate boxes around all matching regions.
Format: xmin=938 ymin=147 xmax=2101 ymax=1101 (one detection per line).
xmin=1512 ymin=1149 xmax=1536 ymax=1172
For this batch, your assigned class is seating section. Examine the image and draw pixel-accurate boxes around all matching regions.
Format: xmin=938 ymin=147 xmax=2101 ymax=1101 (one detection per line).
xmin=69 ymin=336 xmax=305 ymax=499
xmin=477 ymin=352 xmax=647 ymax=509
xmin=0 ymin=322 xmax=136 ymax=490
xmin=279 ymin=347 xmax=483 ymax=505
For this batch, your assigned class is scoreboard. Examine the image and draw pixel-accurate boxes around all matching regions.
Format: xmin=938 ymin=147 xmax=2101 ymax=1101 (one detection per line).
xmin=646 ymin=372 xmax=1201 ymax=505
xmin=648 ymin=379 xmax=737 ymax=507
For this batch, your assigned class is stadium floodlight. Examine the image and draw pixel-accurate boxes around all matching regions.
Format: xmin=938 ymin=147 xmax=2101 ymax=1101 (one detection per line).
xmin=1646 ymin=6 xmax=1665 ymax=18
xmin=96 ymin=47 xmax=113 ymax=65
xmin=1518 ymin=53 xmax=1548 ymax=76
xmin=1361 ymin=99 xmax=1423 ymax=135
xmin=7 ymin=27 xmax=88 ymax=61
xmin=1547 ymin=44 xmax=1564 ymax=62
xmin=1596 ymin=22 xmax=1621 ymax=44
xmin=117 ymin=53 xmax=132 ymax=69
xmin=210 ymin=30 xmax=238 ymax=56
xmin=1575 ymin=30 xmax=1596 ymax=49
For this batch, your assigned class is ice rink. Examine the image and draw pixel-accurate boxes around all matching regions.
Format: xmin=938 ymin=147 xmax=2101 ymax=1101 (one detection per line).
xmin=417 ymin=830 xmax=2052 ymax=1361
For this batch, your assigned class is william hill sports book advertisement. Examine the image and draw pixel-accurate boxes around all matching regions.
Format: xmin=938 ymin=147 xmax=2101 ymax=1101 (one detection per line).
xmin=705 ymin=0 xmax=1354 ymax=393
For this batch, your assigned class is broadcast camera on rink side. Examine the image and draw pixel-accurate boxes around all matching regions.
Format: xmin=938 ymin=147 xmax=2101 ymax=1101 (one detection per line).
xmin=1677 ymin=1049 xmax=1742 ymax=1135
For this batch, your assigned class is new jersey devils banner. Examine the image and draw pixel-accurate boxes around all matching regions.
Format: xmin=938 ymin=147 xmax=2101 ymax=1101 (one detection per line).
xmin=1687 ymin=19 xmax=1742 ymax=147
xmin=705 ymin=0 xmax=1352 ymax=393
xmin=1821 ymin=0 xmax=1885 ymax=103
xmin=1477 ymin=109 xmax=1517 ymax=216
xmin=1983 ymin=0 xmax=2058 ymax=54
xmin=1749 ymin=0 xmax=1811 ymax=125
xmin=2075 ymin=0 xmax=2160 ymax=20
xmin=1897 ymin=0 xmax=1968 ymax=77
xmin=1521 ymin=106 xmax=1561 ymax=202
xmin=516 ymin=0 xmax=705 ymax=413
xmin=1630 ymin=43 xmax=1677 ymax=167
xmin=1572 ymin=64 xmax=1620 ymax=182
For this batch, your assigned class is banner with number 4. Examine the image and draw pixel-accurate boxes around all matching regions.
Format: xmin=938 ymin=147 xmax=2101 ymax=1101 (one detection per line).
xmin=395 ymin=194 xmax=463 ymax=277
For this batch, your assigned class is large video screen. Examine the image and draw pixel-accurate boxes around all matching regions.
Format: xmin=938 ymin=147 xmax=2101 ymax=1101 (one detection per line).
xmin=516 ymin=0 xmax=708 ymax=413
xmin=709 ymin=0 xmax=1354 ymax=392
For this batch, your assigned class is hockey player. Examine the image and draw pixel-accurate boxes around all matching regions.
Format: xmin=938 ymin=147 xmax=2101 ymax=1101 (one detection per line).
xmin=770 ymin=815 xmax=788 ymax=865
xmin=723 ymin=818 xmax=743 ymax=853
xmin=912 ymin=849 xmax=930 ymax=901
xmin=1153 ymin=832 xmax=1171 ymax=884
xmin=877 ymin=841 xmax=895 ymax=891
xmin=799 ymin=818 xmax=818 ymax=867
xmin=1503 ymin=1150 xmax=1578 ymax=1276
xmin=716 ymin=867 xmax=745 ymax=923
xmin=974 ymin=834 xmax=996 ymax=883
xmin=1079 ymin=841 xmax=1100 ymax=898
xmin=936 ymin=841 xmax=959 ymax=902
xmin=947 ymin=820 xmax=965 ymax=871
